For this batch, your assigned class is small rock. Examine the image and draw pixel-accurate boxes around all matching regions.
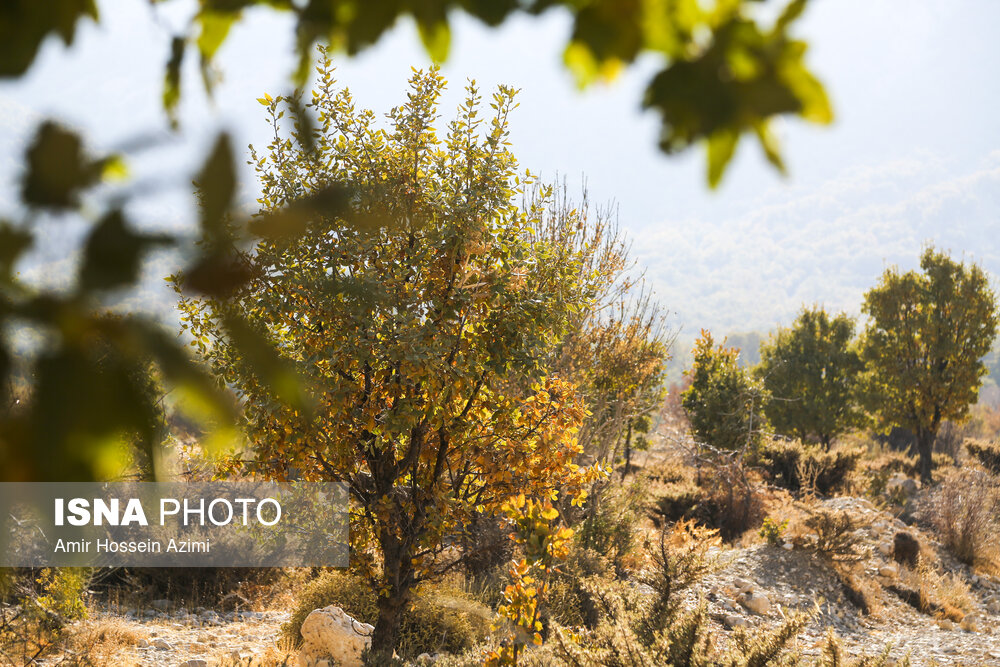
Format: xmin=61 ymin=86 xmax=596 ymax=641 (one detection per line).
xmin=887 ymin=474 xmax=920 ymax=496
xmin=877 ymin=542 xmax=893 ymax=556
xmin=781 ymin=542 xmax=794 ymax=550
xmin=724 ymin=614 xmax=751 ymax=628
xmin=939 ymin=619 xmax=955 ymax=631
xmin=878 ymin=565 xmax=898 ymax=578
xmin=177 ymin=661 xmax=208 ymax=667
xmin=732 ymin=578 xmax=754 ymax=594
xmin=737 ymin=591 xmax=770 ymax=615
xmin=152 ymin=638 xmax=173 ymax=650
xmin=416 ymin=653 xmax=434 ymax=665
xmin=135 ymin=638 xmax=149 ymax=648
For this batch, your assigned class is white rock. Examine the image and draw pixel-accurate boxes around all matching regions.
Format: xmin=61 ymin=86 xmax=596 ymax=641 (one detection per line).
xmin=732 ymin=578 xmax=754 ymax=594
xmin=152 ymin=638 xmax=173 ymax=650
xmin=299 ymin=606 xmax=373 ymax=667
xmin=781 ymin=542 xmax=794 ymax=550
xmin=737 ymin=591 xmax=770 ymax=615
xmin=878 ymin=565 xmax=898 ymax=578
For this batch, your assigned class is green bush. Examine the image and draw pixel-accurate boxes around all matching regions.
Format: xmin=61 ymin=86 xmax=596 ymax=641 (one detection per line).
xmin=758 ymin=517 xmax=788 ymax=545
xmin=966 ymin=439 xmax=1000 ymax=474
xmin=681 ymin=331 xmax=769 ymax=453
xmin=31 ymin=568 xmax=90 ymax=623
xmin=576 ymin=479 xmax=644 ymax=574
xmin=544 ymin=547 xmax=613 ymax=629
xmin=755 ymin=439 xmax=861 ymax=495
xmin=283 ymin=571 xmax=489 ymax=659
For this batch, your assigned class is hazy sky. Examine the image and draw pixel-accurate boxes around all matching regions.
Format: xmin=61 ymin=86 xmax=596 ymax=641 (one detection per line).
xmin=2 ymin=0 xmax=999 ymax=336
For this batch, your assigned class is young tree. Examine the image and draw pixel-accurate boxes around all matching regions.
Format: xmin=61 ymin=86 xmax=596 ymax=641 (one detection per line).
xmin=756 ymin=306 xmax=865 ymax=449
xmin=862 ymin=248 xmax=999 ymax=483
xmin=681 ymin=330 xmax=769 ymax=453
xmin=176 ymin=60 xmax=606 ymax=657
xmin=556 ymin=290 xmax=670 ymax=472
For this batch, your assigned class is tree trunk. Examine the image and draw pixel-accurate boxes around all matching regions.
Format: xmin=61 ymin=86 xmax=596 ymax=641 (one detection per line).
xmin=370 ymin=534 xmax=413 ymax=662
xmin=916 ymin=428 xmax=935 ymax=484
xmin=621 ymin=419 xmax=633 ymax=481
xmin=371 ymin=592 xmax=406 ymax=663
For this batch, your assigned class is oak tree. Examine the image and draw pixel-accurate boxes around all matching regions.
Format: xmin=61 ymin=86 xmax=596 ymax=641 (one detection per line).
xmin=681 ymin=330 xmax=769 ymax=453
xmin=862 ymin=248 xmax=998 ymax=483
xmin=176 ymin=60 xmax=605 ymax=657
xmin=757 ymin=306 xmax=865 ymax=449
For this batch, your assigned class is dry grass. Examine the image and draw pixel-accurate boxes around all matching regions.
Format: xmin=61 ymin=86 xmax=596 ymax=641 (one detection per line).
xmin=216 ymin=639 xmax=298 ymax=666
xmin=60 ymin=618 xmax=146 ymax=665
xmin=921 ymin=467 xmax=1000 ymax=572
xmin=832 ymin=562 xmax=884 ymax=618
xmin=897 ymin=563 xmax=975 ymax=622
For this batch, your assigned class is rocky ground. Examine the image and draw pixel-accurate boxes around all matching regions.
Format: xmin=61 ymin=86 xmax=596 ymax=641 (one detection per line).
xmin=42 ymin=605 xmax=295 ymax=666
xmin=683 ymin=496 xmax=1000 ymax=666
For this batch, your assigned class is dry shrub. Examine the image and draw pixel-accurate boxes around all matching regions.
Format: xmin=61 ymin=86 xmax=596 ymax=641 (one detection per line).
xmin=816 ymin=629 xmax=903 ymax=667
xmin=218 ymin=641 xmax=296 ymax=666
xmin=650 ymin=452 xmax=764 ymax=542
xmin=538 ymin=519 xmax=810 ymax=667
xmin=755 ymin=439 xmax=861 ymax=496
xmin=966 ymin=438 xmax=1000 ymax=474
xmin=831 ymin=563 xmax=882 ymax=617
xmin=801 ymin=508 xmax=860 ymax=560
xmin=63 ymin=618 xmax=146 ymax=665
xmin=896 ymin=563 xmax=974 ymax=622
xmin=112 ymin=566 xmax=284 ymax=610
xmin=921 ymin=467 xmax=1000 ymax=570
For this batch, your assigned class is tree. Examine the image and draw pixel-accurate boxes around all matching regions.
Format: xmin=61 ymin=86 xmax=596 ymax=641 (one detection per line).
xmin=556 ymin=290 xmax=670 ymax=472
xmin=681 ymin=330 xmax=769 ymax=453
xmin=756 ymin=306 xmax=865 ymax=449
xmin=862 ymin=247 xmax=999 ymax=483
xmin=175 ymin=61 xmax=605 ymax=657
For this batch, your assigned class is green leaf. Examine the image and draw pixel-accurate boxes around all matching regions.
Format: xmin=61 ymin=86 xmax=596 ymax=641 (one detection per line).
xmin=78 ymin=210 xmax=172 ymax=291
xmin=416 ymin=18 xmax=451 ymax=63
xmin=222 ymin=314 xmax=313 ymax=413
xmin=163 ymin=35 xmax=186 ymax=126
xmin=196 ymin=9 xmax=236 ymax=62
xmin=0 ymin=0 xmax=98 ymax=76
xmin=248 ymin=185 xmax=354 ymax=240
xmin=774 ymin=0 xmax=808 ymax=34
xmin=706 ymin=128 xmax=739 ymax=189
xmin=21 ymin=121 xmax=103 ymax=209
xmin=197 ymin=132 xmax=237 ymax=240
xmin=753 ymin=121 xmax=785 ymax=175
xmin=0 ymin=221 xmax=33 ymax=281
